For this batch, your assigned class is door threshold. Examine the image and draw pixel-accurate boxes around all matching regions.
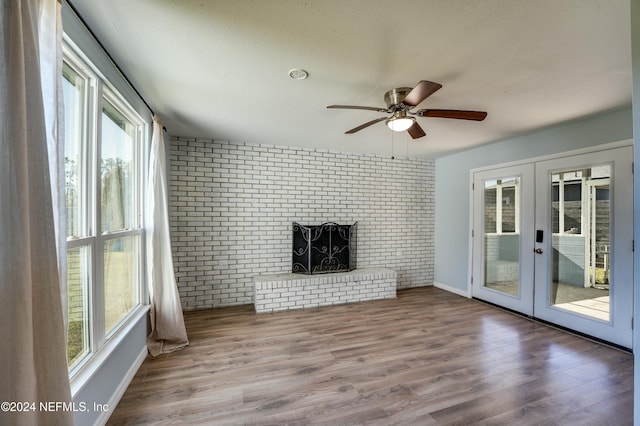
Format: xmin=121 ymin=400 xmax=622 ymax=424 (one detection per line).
xmin=472 ymin=297 xmax=631 ymax=353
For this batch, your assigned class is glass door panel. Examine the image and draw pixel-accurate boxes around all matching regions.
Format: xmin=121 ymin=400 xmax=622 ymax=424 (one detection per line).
xmin=483 ymin=177 xmax=521 ymax=297
xmin=549 ymin=166 xmax=611 ymax=322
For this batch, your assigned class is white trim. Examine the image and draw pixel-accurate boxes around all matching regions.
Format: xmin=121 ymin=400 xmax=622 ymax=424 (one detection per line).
xmin=434 ymin=281 xmax=470 ymax=298
xmin=467 ymin=175 xmax=475 ymax=298
xmin=94 ymin=344 xmax=148 ymax=426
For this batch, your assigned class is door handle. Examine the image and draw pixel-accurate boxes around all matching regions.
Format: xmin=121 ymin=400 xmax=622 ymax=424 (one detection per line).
xmin=534 ymin=248 xmax=543 ymax=254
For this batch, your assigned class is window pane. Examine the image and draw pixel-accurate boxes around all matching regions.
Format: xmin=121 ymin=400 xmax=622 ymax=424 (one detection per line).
xmin=67 ymin=246 xmax=90 ymax=368
xmin=501 ymin=186 xmax=516 ymax=233
xmin=104 ymin=236 xmax=139 ymax=334
xmin=101 ymin=100 xmax=135 ymax=233
xmin=63 ymin=63 xmax=85 ymax=238
xmin=483 ymin=187 xmax=497 ymax=233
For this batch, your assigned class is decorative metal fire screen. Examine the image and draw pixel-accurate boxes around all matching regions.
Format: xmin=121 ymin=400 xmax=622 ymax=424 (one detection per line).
xmin=292 ymin=222 xmax=357 ymax=274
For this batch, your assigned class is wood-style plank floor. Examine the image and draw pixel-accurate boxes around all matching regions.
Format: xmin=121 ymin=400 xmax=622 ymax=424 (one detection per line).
xmin=106 ymin=287 xmax=633 ymax=425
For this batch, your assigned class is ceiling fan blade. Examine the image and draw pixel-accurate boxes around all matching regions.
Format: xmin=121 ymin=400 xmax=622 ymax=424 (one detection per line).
xmin=345 ymin=117 xmax=388 ymax=134
xmin=417 ymin=109 xmax=488 ymax=121
xmin=327 ymin=105 xmax=389 ymax=113
xmin=407 ymin=122 xmax=426 ymax=139
xmin=402 ymin=81 xmax=442 ymax=107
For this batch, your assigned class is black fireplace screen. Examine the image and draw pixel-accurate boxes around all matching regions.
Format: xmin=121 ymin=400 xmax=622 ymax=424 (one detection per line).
xmin=292 ymin=222 xmax=357 ymax=274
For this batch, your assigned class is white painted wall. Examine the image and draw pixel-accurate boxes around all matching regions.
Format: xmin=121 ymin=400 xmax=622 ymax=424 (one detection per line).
xmin=434 ymin=107 xmax=632 ymax=293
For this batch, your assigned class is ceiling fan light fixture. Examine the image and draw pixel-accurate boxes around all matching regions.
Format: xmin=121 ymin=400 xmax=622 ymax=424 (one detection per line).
xmin=386 ymin=115 xmax=415 ymax=132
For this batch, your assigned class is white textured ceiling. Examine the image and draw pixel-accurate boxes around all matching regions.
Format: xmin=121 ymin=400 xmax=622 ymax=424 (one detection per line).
xmin=68 ymin=0 xmax=631 ymax=158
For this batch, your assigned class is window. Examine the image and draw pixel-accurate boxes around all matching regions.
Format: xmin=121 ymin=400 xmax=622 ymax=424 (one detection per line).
xmin=63 ymin=44 xmax=147 ymax=374
xmin=483 ymin=177 xmax=520 ymax=234
xmin=551 ymin=169 xmax=609 ymax=235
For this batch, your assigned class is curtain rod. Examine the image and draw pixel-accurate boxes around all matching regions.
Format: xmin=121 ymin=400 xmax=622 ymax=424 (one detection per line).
xmin=65 ymin=0 xmax=164 ymax=131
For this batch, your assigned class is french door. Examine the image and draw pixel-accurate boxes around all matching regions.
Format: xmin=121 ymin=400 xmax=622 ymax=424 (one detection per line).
xmin=471 ymin=146 xmax=633 ymax=349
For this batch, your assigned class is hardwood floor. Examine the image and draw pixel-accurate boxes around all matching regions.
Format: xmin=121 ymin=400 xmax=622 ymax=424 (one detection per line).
xmin=106 ymin=287 xmax=633 ymax=425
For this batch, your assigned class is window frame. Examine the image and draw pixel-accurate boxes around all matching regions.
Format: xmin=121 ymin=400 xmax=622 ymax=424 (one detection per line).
xmin=62 ymin=36 xmax=149 ymax=384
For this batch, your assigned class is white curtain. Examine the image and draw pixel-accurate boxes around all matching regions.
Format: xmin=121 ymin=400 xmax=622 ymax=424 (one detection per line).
xmin=0 ymin=0 xmax=73 ymax=424
xmin=40 ymin=0 xmax=67 ymax=330
xmin=146 ymin=115 xmax=189 ymax=356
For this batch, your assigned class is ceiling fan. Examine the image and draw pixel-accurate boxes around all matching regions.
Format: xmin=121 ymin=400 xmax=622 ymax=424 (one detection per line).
xmin=327 ymin=80 xmax=487 ymax=139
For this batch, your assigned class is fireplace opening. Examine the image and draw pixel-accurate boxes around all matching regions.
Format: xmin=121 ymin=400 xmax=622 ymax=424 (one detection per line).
xmin=292 ymin=222 xmax=357 ymax=274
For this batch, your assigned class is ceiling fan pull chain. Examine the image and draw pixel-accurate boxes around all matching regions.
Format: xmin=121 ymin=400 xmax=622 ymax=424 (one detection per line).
xmin=391 ymin=129 xmax=395 ymax=159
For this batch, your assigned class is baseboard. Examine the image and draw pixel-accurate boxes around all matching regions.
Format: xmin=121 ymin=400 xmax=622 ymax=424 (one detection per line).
xmin=433 ymin=281 xmax=470 ymax=298
xmin=95 ymin=346 xmax=148 ymax=426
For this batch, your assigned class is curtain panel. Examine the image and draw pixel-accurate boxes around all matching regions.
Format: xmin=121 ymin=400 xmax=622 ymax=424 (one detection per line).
xmin=0 ymin=0 xmax=73 ymax=424
xmin=146 ymin=115 xmax=189 ymax=356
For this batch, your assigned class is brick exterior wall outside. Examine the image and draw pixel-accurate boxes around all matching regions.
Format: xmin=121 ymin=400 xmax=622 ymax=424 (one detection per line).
xmin=169 ymin=137 xmax=435 ymax=310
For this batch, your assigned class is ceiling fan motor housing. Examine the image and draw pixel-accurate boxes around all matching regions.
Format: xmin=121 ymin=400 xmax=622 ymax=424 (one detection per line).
xmin=384 ymin=87 xmax=412 ymax=109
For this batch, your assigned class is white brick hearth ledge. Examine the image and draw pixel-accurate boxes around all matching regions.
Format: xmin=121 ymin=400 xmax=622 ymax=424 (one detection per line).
xmin=253 ymin=267 xmax=397 ymax=313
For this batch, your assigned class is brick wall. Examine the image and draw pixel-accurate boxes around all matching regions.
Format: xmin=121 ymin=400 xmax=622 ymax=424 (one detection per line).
xmin=169 ymin=137 xmax=435 ymax=310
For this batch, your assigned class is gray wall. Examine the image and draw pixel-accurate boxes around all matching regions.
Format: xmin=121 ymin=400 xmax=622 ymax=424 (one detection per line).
xmin=435 ymin=107 xmax=632 ymax=293
xmin=72 ymin=315 xmax=147 ymax=426
xmin=169 ymin=138 xmax=435 ymax=310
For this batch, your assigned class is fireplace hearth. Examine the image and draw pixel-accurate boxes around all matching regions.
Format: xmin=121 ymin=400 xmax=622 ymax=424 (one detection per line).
xmin=292 ymin=222 xmax=357 ymax=274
